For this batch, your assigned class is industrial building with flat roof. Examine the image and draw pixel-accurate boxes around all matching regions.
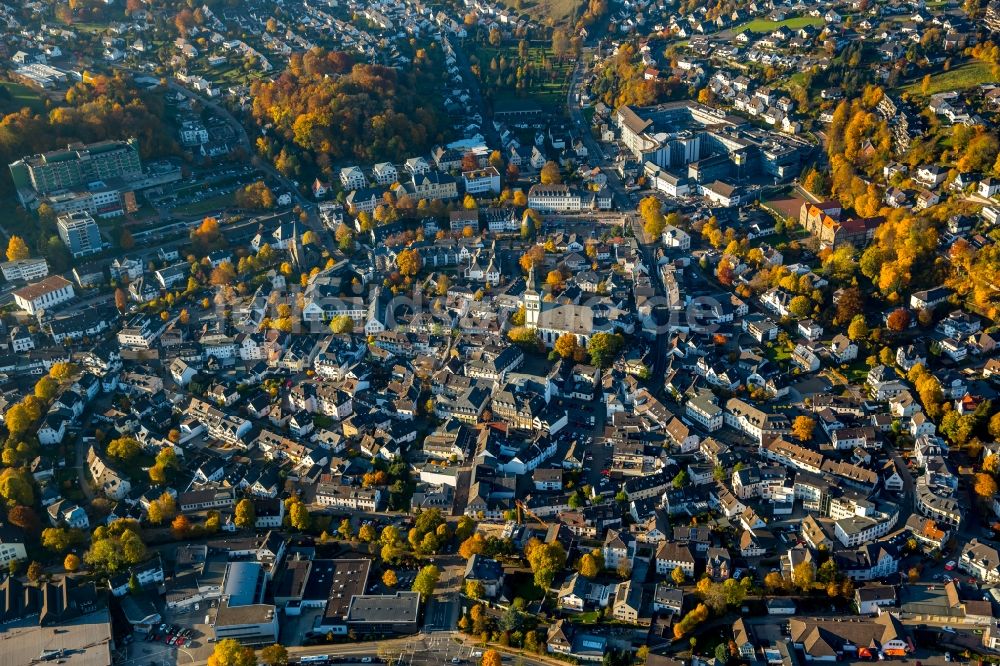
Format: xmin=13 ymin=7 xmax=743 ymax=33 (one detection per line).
xmin=212 ymin=562 xmax=278 ymax=645
xmin=311 ymin=558 xmax=372 ymax=634
xmin=614 ymin=101 xmax=809 ymax=187
xmin=346 ymin=592 xmax=421 ymax=635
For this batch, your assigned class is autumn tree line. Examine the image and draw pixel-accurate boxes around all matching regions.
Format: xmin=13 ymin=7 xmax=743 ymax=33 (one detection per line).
xmin=250 ymin=46 xmax=450 ymax=184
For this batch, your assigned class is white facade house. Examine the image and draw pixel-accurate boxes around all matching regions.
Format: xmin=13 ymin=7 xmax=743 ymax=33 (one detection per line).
xmin=527 ymin=184 xmax=583 ymax=212
xmin=463 ymin=167 xmax=501 ymax=195
xmin=13 ymin=275 xmax=75 ymax=314
xmin=0 ymin=257 xmax=49 ymax=282
xmin=340 ymin=166 xmax=367 ymax=190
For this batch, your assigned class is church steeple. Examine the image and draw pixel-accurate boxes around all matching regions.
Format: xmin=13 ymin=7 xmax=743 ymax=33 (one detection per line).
xmin=289 ymin=218 xmax=302 ymax=270
xmin=524 ymin=262 xmax=540 ymax=329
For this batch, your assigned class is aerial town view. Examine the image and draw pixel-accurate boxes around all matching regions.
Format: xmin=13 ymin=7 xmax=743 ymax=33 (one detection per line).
xmin=0 ymin=0 xmax=998 ymax=664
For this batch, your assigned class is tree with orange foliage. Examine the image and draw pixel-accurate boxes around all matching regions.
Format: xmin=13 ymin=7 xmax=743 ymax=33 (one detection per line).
xmin=886 ymin=308 xmax=910 ymax=332
xmin=210 ymin=260 xmax=236 ymax=286
xmin=191 ymin=217 xmax=223 ymax=252
xmin=171 ymin=514 xmax=192 ymax=540
xmin=396 ymin=248 xmax=422 ymax=276
xmin=792 ymin=416 xmax=816 ymax=443
xmin=459 ymin=533 xmax=486 ymax=560
xmin=519 ymin=245 xmax=545 ymax=274
xmin=716 ymin=260 xmax=734 ymax=286
xmin=174 ymin=9 xmax=195 ymax=35
xmin=975 ymin=473 xmax=998 ymax=499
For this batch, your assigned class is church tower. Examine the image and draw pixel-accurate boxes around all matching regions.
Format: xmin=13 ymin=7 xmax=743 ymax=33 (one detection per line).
xmin=289 ymin=218 xmax=303 ymax=270
xmin=524 ymin=263 xmax=540 ymax=329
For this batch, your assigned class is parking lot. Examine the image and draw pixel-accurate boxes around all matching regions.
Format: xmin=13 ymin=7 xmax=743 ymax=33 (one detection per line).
xmin=121 ymin=601 xmax=218 ymax=665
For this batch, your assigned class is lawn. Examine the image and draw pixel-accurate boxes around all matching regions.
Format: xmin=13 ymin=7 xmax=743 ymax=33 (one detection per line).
xmin=0 ymin=81 xmax=47 ymax=114
xmin=497 ymin=0 xmax=580 ymax=26
xmin=844 ymin=359 xmax=870 ymax=385
xmin=738 ymin=16 xmax=824 ymax=33
xmin=765 ymin=343 xmax=793 ymax=364
xmin=903 ymin=61 xmax=995 ymax=96
xmin=171 ymin=191 xmax=235 ymax=217
xmin=571 ymin=611 xmax=601 ymax=624
xmin=506 ymin=571 xmax=545 ymax=602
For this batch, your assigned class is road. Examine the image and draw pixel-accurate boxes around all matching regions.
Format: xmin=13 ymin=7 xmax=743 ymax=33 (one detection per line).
xmin=73 ymin=424 xmax=97 ymax=504
xmin=886 ymin=442 xmax=917 ymax=537
xmin=425 ymin=559 xmax=464 ymax=633
xmin=158 ymin=77 xmax=337 ymax=254
xmin=179 ymin=631 xmax=557 ymax=666
xmin=452 ymin=38 xmax=501 ymax=149
xmin=566 ymin=58 xmax=672 ymax=383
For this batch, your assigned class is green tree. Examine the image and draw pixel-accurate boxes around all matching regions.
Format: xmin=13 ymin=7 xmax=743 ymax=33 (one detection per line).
xmin=465 ymin=579 xmax=485 ymax=599
xmin=789 ymin=295 xmax=812 ymax=318
xmin=42 ymin=527 xmax=76 ymax=553
xmin=85 ymin=521 xmax=146 ymax=573
xmin=358 ymin=523 xmax=377 ymax=542
xmin=412 ymin=564 xmax=441 ymax=599
xmin=106 ymin=437 xmax=140 ymax=461
xmin=587 ymin=332 xmax=625 ymax=367
xmin=3 ymin=404 xmax=32 ymax=436
xmin=0 ymin=469 xmax=34 ymax=507
xmin=455 ymin=516 xmax=476 ymax=541
xmin=672 ymin=470 xmax=689 ymax=489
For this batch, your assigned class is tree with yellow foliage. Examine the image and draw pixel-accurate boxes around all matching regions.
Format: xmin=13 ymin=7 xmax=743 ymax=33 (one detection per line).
xmin=5 ymin=235 xmax=30 ymax=262
xmin=396 ymin=248 xmax=422 ymax=276
xmin=792 ymin=416 xmax=816 ymax=443
xmin=975 ymin=473 xmax=998 ymax=499
xmin=554 ymin=333 xmax=580 ymax=359
xmin=207 ymin=639 xmax=256 ymax=666
xmin=540 ymin=161 xmax=562 ymax=185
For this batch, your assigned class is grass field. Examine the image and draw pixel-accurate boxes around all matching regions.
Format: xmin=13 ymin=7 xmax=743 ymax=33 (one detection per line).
xmin=497 ymin=0 xmax=580 ymax=26
xmin=738 ymin=16 xmax=825 ymax=33
xmin=0 ymin=81 xmax=47 ymax=114
xmin=903 ymin=61 xmax=996 ymax=96
xmin=172 ymin=192 xmax=235 ymax=217
xmin=474 ymin=43 xmax=572 ymax=109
